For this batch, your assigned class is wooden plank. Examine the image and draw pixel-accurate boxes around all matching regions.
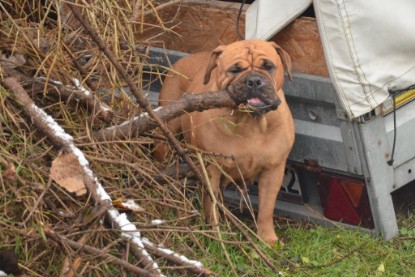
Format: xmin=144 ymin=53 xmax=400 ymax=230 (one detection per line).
xmin=140 ymin=1 xmax=328 ymax=77
xmin=138 ymin=1 xmax=245 ymax=53
xmin=271 ymin=17 xmax=329 ymax=77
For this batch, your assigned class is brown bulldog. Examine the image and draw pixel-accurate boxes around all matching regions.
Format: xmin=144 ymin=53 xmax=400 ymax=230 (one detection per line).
xmin=154 ymin=40 xmax=295 ymax=245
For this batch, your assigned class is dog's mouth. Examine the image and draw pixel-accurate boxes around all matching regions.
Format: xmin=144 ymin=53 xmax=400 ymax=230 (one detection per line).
xmin=227 ymin=74 xmax=281 ymax=116
xmin=238 ymin=97 xmax=281 ymax=116
xmin=247 ymin=97 xmax=265 ymax=106
xmin=239 ymin=97 xmax=266 ymax=111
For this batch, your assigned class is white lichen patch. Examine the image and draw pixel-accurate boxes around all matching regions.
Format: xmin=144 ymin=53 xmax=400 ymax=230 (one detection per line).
xmin=121 ymin=199 xmax=144 ymax=212
xmin=150 ymin=219 xmax=166 ymax=226
xmin=31 ymin=104 xmax=74 ymax=143
xmin=108 ymin=209 xmax=162 ymax=273
xmin=72 ymin=78 xmax=91 ymax=96
xmin=142 ymin=237 xmax=203 ymax=268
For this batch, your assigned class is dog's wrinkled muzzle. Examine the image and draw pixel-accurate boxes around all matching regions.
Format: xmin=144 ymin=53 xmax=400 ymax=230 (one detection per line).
xmin=227 ymin=73 xmax=281 ymax=116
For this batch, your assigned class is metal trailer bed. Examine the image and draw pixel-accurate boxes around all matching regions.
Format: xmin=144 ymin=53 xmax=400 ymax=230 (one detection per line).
xmin=143 ymin=47 xmax=415 ymax=240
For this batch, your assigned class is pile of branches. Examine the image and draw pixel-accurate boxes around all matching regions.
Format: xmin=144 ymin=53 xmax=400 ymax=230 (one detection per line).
xmin=0 ymin=1 xmax=283 ymax=275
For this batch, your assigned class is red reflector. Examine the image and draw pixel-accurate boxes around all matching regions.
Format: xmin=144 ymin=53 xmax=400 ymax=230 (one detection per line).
xmin=341 ymin=180 xmax=363 ymax=208
xmin=318 ymin=175 xmax=374 ymax=229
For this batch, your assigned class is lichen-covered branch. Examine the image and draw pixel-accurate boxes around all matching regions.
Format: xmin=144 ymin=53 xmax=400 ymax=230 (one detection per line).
xmin=3 ymin=77 xmax=210 ymax=276
xmin=36 ymin=76 xmax=114 ymax=123
xmin=3 ymin=76 xmax=161 ymax=274
xmin=0 ymin=65 xmax=113 ymax=123
xmin=44 ymin=228 xmax=157 ymax=277
xmin=141 ymin=238 xmax=213 ymax=276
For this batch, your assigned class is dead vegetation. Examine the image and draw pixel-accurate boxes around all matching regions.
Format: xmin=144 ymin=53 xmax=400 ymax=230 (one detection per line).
xmin=0 ymin=1 xmax=283 ymax=275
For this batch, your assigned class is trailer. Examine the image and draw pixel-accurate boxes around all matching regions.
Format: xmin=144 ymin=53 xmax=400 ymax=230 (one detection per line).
xmin=142 ymin=0 xmax=415 ymax=240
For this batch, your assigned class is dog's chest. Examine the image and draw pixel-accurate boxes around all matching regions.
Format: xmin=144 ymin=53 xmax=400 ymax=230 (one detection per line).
xmin=188 ymin=112 xmax=289 ymax=179
xmin=222 ymin=133 xmax=283 ymax=178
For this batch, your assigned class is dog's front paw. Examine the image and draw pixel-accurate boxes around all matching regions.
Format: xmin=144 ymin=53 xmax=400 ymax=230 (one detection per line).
xmin=257 ymin=228 xmax=279 ymax=246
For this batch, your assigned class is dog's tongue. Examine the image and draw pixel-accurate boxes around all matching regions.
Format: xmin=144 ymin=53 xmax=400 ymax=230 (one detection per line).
xmin=247 ymin=97 xmax=264 ymax=105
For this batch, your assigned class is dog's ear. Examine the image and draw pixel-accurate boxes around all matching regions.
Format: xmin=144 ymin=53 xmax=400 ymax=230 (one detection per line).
xmin=203 ymin=45 xmax=226 ymax=85
xmin=268 ymin=41 xmax=292 ymax=81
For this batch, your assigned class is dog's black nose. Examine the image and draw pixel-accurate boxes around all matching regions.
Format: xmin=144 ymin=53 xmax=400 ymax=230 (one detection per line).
xmin=246 ymin=75 xmax=264 ymax=89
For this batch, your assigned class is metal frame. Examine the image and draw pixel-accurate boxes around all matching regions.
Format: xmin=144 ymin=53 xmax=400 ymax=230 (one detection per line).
xmin=358 ymin=117 xmax=399 ymax=239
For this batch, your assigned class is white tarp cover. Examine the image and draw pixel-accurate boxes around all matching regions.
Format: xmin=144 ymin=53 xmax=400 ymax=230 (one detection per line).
xmin=246 ymin=0 xmax=415 ymax=119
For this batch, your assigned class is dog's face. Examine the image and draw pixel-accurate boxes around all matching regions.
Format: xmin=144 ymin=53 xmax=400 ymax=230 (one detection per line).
xmin=203 ymin=40 xmax=292 ymax=115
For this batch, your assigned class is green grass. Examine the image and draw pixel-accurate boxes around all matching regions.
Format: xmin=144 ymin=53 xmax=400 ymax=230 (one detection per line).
xmin=191 ymin=183 xmax=415 ymax=277
xmin=195 ymin=215 xmax=415 ymax=277
xmin=279 ymin=225 xmax=414 ymax=276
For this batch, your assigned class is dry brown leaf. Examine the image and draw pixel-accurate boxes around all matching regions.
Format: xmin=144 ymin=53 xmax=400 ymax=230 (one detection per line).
xmin=50 ymin=151 xmax=87 ymax=196
xmin=33 ymin=37 xmax=50 ymax=53
xmin=0 ymin=52 xmax=26 ymax=69
xmin=60 ymin=235 xmax=86 ymax=277
xmin=60 ymin=255 xmax=83 ymax=277
xmin=2 ymin=163 xmax=17 ymax=182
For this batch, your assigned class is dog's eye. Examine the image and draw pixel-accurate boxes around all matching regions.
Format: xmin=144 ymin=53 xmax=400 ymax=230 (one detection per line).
xmin=228 ymin=65 xmax=244 ymax=74
xmin=262 ymin=61 xmax=275 ymax=71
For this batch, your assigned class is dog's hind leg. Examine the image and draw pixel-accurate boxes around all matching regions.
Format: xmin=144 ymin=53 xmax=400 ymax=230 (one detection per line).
xmin=202 ymin=166 xmax=221 ymax=225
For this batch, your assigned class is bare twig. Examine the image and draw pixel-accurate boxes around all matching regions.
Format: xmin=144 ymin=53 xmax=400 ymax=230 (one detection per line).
xmin=61 ymin=41 xmax=98 ymax=92
xmin=44 ymin=227 xmax=157 ymax=277
xmin=143 ymin=0 xmax=184 ymax=17
xmin=60 ymin=234 xmax=87 ymax=277
xmin=21 ymin=177 xmax=53 ymax=226
xmin=4 ymin=76 xmax=162 ymax=274
xmin=132 ymin=0 xmax=184 ymax=22
xmin=36 ymin=76 xmax=114 ymax=123
xmin=223 ymin=208 xmax=280 ymax=272
xmin=301 ymin=240 xmax=370 ymax=269
xmin=0 ymin=65 xmax=113 ymax=123
xmin=3 ymin=76 xmax=209 ymax=276
xmin=197 ymin=153 xmax=238 ymax=276
xmin=67 ymin=3 xmax=209 ymax=202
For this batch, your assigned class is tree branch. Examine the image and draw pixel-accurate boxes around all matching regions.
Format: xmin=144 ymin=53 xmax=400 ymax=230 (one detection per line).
xmin=93 ymin=90 xmax=237 ymax=141
xmin=3 ymin=76 xmax=210 ymax=276
xmin=44 ymin=228 xmax=157 ymax=277
xmin=67 ymin=2 xmax=209 ymax=196
xmin=3 ymin=76 xmax=161 ymax=274
xmin=0 ymin=65 xmax=113 ymax=123
xmin=141 ymin=238 xmax=212 ymax=276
